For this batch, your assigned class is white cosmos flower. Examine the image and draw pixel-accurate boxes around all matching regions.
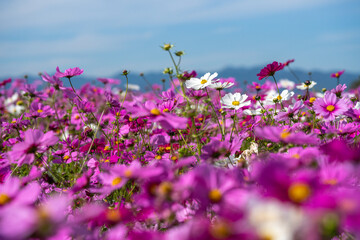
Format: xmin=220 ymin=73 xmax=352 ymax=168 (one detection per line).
xmin=354 ymin=102 xmax=360 ymax=110
xmin=296 ymin=81 xmax=317 ymax=90
xmin=247 ymin=198 xmax=304 ymax=240
xmin=185 ymin=72 xmax=218 ymax=90
xmin=221 ymin=93 xmax=251 ymax=110
xmin=209 ymin=81 xmax=234 ymax=90
xmin=264 ymin=90 xmax=294 ymax=105
xmin=279 ymin=79 xmax=295 ymax=90
xmin=243 ymin=108 xmax=262 ymax=116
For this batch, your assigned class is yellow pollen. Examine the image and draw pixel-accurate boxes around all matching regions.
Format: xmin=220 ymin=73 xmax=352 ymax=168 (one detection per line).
xmin=0 ymin=193 xmax=10 ymax=205
xmin=162 ymin=108 xmax=169 ymax=112
xmin=155 ymin=155 xmax=162 ymax=160
xmin=280 ymin=131 xmax=291 ymax=139
xmin=255 ymin=86 xmax=261 ymax=89
xmin=292 ymin=154 xmax=300 ymax=159
xmin=104 ymin=146 xmax=110 ymax=151
xmin=37 ymin=109 xmax=43 ymax=113
xmin=218 ymin=108 xmax=223 ymax=113
xmin=335 ymin=73 xmax=339 ymax=77
xmin=63 ymin=155 xmax=70 ymax=160
xmin=209 ymin=189 xmax=222 ymax=203
xmin=309 ymin=97 xmax=316 ymax=103
xmin=112 ymin=177 xmax=122 ymax=186
xmin=158 ymin=181 xmax=172 ymax=196
xmin=232 ymin=101 xmax=240 ymax=106
xmin=11 ymin=120 xmax=16 ymax=124
xmin=165 ymin=146 xmax=171 ymax=151
xmin=288 ymin=183 xmax=311 ymax=203
xmin=198 ymin=117 xmax=203 ymax=121
xmin=150 ymin=108 xmax=161 ymax=116
xmin=200 ymin=79 xmax=207 ymax=84
xmin=171 ymin=156 xmax=178 ymax=161
xmin=116 ymin=112 xmax=121 ymax=117
xmin=124 ymin=169 xmax=132 ymax=178
xmin=106 ymin=209 xmax=121 ymax=222
xmin=210 ymin=221 xmax=231 ymax=239
xmin=326 ymin=105 xmax=335 ymax=112
xmin=277 ymin=95 xmax=282 ymax=101
xmin=129 ymin=117 xmax=133 ymax=122
xmin=16 ymin=100 xmax=23 ymax=105
xmin=75 ymin=114 xmax=80 ymax=120
xmin=323 ymin=179 xmax=337 ymax=185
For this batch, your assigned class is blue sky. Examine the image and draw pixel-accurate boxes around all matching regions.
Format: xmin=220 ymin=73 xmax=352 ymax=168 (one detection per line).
xmin=0 ymin=0 xmax=359 ymax=77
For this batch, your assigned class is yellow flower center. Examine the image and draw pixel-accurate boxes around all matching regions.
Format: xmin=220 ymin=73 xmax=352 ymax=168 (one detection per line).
xmin=124 ymin=169 xmax=132 ymax=178
xmin=232 ymin=101 xmax=240 ymax=106
xmin=112 ymin=177 xmax=122 ymax=186
xmin=63 ymin=155 xmax=70 ymax=160
xmin=0 ymin=193 xmax=10 ymax=205
xmin=255 ymin=85 xmax=261 ymax=89
xmin=37 ymin=109 xmax=43 ymax=113
xmin=162 ymin=108 xmax=169 ymax=112
xmin=209 ymin=189 xmax=222 ymax=203
xmin=277 ymin=95 xmax=282 ymax=101
xmin=165 ymin=146 xmax=171 ymax=151
xmin=155 ymin=155 xmax=162 ymax=160
xmin=16 ymin=100 xmax=23 ymax=105
xmin=326 ymin=105 xmax=335 ymax=112
xmin=150 ymin=108 xmax=161 ymax=116
xmin=309 ymin=97 xmax=316 ymax=103
xmin=201 ymin=79 xmax=207 ymax=84
xmin=75 ymin=114 xmax=80 ymax=120
xmin=106 ymin=209 xmax=121 ymax=222
xmin=158 ymin=181 xmax=172 ymax=196
xmin=335 ymin=73 xmax=339 ymax=77
xmin=210 ymin=221 xmax=231 ymax=239
xmin=11 ymin=120 xmax=16 ymax=124
xmin=171 ymin=156 xmax=178 ymax=161
xmin=280 ymin=130 xmax=291 ymax=139
xmin=292 ymin=153 xmax=300 ymax=159
xmin=288 ymin=183 xmax=311 ymax=203
xmin=104 ymin=146 xmax=110 ymax=151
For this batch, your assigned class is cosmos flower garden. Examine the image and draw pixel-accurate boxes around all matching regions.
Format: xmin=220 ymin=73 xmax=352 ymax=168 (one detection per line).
xmin=1 ymin=45 xmax=360 ymax=240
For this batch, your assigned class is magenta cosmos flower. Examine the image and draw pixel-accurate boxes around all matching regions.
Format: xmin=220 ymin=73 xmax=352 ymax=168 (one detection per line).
xmin=313 ymin=92 xmax=348 ymax=121
xmin=257 ymin=61 xmax=284 ymax=80
xmin=330 ymin=70 xmax=345 ymax=78
xmin=55 ymin=66 xmax=84 ymax=78
xmin=7 ymin=129 xmax=58 ymax=166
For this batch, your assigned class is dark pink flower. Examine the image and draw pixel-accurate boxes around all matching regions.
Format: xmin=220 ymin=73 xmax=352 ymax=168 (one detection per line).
xmin=331 ymin=70 xmax=345 ymax=78
xmin=257 ymin=61 xmax=284 ymax=80
xmin=55 ymin=66 xmax=83 ymax=78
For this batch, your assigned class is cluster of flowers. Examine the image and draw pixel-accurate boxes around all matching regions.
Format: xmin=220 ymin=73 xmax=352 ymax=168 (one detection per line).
xmin=0 ymin=56 xmax=359 ymax=240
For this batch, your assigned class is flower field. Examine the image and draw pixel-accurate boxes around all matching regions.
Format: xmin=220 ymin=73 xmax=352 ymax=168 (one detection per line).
xmin=1 ymin=47 xmax=360 ymax=240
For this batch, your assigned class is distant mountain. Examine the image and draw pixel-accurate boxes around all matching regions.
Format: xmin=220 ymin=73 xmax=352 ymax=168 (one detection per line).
xmin=3 ymin=66 xmax=359 ymax=92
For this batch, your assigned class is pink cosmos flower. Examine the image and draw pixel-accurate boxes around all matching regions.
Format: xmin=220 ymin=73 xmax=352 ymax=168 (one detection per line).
xmin=55 ymin=66 xmax=84 ymax=78
xmin=97 ymin=78 xmax=120 ymax=85
xmin=254 ymin=126 xmax=319 ymax=145
xmin=7 ymin=129 xmax=58 ymax=166
xmin=313 ymin=92 xmax=348 ymax=121
xmin=257 ymin=61 xmax=285 ymax=80
xmin=330 ymin=70 xmax=345 ymax=78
